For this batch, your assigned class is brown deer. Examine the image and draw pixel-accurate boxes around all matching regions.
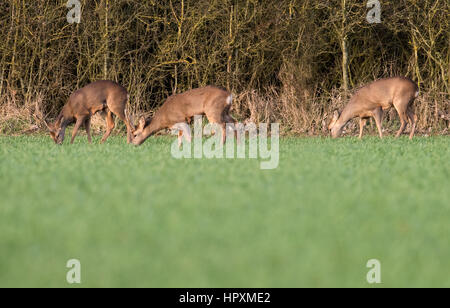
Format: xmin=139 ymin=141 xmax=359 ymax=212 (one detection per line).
xmin=132 ymin=116 xmax=193 ymax=148
xmin=44 ymin=80 xmax=133 ymax=144
xmin=132 ymin=86 xmax=237 ymax=146
xmin=328 ymin=77 xmax=419 ymax=139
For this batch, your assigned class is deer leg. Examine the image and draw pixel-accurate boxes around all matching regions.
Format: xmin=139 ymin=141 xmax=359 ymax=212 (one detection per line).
xmin=407 ymin=106 xmax=417 ymax=140
xmin=359 ymin=118 xmax=368 ymax=139
xmin=224 ymin=114 xmax=240 ymax=144
xmin=71 ymin=117 xmax=85 ymax=144
xmin=178 ymin=130 xmax=183 ymax=149
xmin=221 ymin=123 xmax=227 ymax=144
xmin=396 ymin=112 xmax=408 ymax=138
xmin=373 ymin=108 xmax=384 ymax=139
xmin=394 ymin=100 xmax=409 ymax=138
xmin=84 ymin=117 xmax=92 ymax=144
xmin=182 ymin=124 xmax=192 ymax=143
xmin=101 ymin=111 xmax=115 ymax=144
xmin=172 ymin=123 xmax=191 ymax=149
xmin=205 ymin=112 xmax=226 ymax=144
xmin=110 ymin=106 xmax=133 ymax=144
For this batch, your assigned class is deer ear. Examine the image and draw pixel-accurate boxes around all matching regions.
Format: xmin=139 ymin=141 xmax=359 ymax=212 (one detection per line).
xmin=139 ymin=117 xmax=146 ymax=127
xmin=328 ymin=110 xmax=340 ymax=130
xmin=332 ymin=110 xmax=340 ymax=121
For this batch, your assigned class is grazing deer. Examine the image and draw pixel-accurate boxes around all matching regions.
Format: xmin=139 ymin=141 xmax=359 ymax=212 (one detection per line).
xmin=44 ymin=80 xmax=133 ymax=144
xmin=132 ymin=116 xmax=192 ymax=148
xmin=132 ymin=86 xmax=237 ymax=146
xmin=328 ymin=77 xmax=419 ymax=139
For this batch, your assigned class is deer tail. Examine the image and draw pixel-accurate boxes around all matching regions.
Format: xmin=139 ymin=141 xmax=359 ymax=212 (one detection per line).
xmin=226 ymin=94 xmax=233 ymax=105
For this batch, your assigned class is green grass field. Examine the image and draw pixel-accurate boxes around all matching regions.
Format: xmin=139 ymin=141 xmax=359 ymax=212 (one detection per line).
xmin=0 ymin=135 xmax=449 ymax=287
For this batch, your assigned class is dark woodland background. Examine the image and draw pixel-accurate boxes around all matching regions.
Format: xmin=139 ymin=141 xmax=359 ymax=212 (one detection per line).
xmin=0 ymin=0 xmax=448 ymax=136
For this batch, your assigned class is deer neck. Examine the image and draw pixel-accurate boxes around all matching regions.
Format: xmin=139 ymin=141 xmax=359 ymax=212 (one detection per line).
xmin=146 ymin=115 xmax=164 ymax=135
xmin=55 ymin=113 xmax=64 ymax=128
xmin=336 ymin=101 xmax=359 ymax=129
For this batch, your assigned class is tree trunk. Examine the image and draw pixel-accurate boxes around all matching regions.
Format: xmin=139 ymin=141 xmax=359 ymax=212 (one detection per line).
xmin=342 ymin=35 xmax=349 ymax=92
xmin=341 ymin=0 xmax=349 ymax=92
xmin=103 ymin=0 xmax=109 ymax=80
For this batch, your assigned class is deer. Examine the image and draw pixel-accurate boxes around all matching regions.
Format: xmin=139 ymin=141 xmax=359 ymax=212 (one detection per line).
xmin=132 ymin=116 xmax=193 ymax=148
xmin=328 ymin=77 xmax=419 ymax=139
xmin=44 ymin=80 xmax=134 ymax=145
xmin=132 ymin=86 xmax=237 ymax=146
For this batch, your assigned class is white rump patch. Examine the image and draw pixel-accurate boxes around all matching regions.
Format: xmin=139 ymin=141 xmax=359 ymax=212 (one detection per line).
xmin=226 ymin=94 xmax=233 ymax=105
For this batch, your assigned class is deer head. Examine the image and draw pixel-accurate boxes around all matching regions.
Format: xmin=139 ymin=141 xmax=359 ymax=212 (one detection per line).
xmin=328 ymin=110 xmax=343 ymax=138
xmin=34 ymin=113 xmax=65 ymax=145
xmin=44 ymin=119 xmax=65 ymax=145
xmin=133 ymin=116 xmax=151 ymax=137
